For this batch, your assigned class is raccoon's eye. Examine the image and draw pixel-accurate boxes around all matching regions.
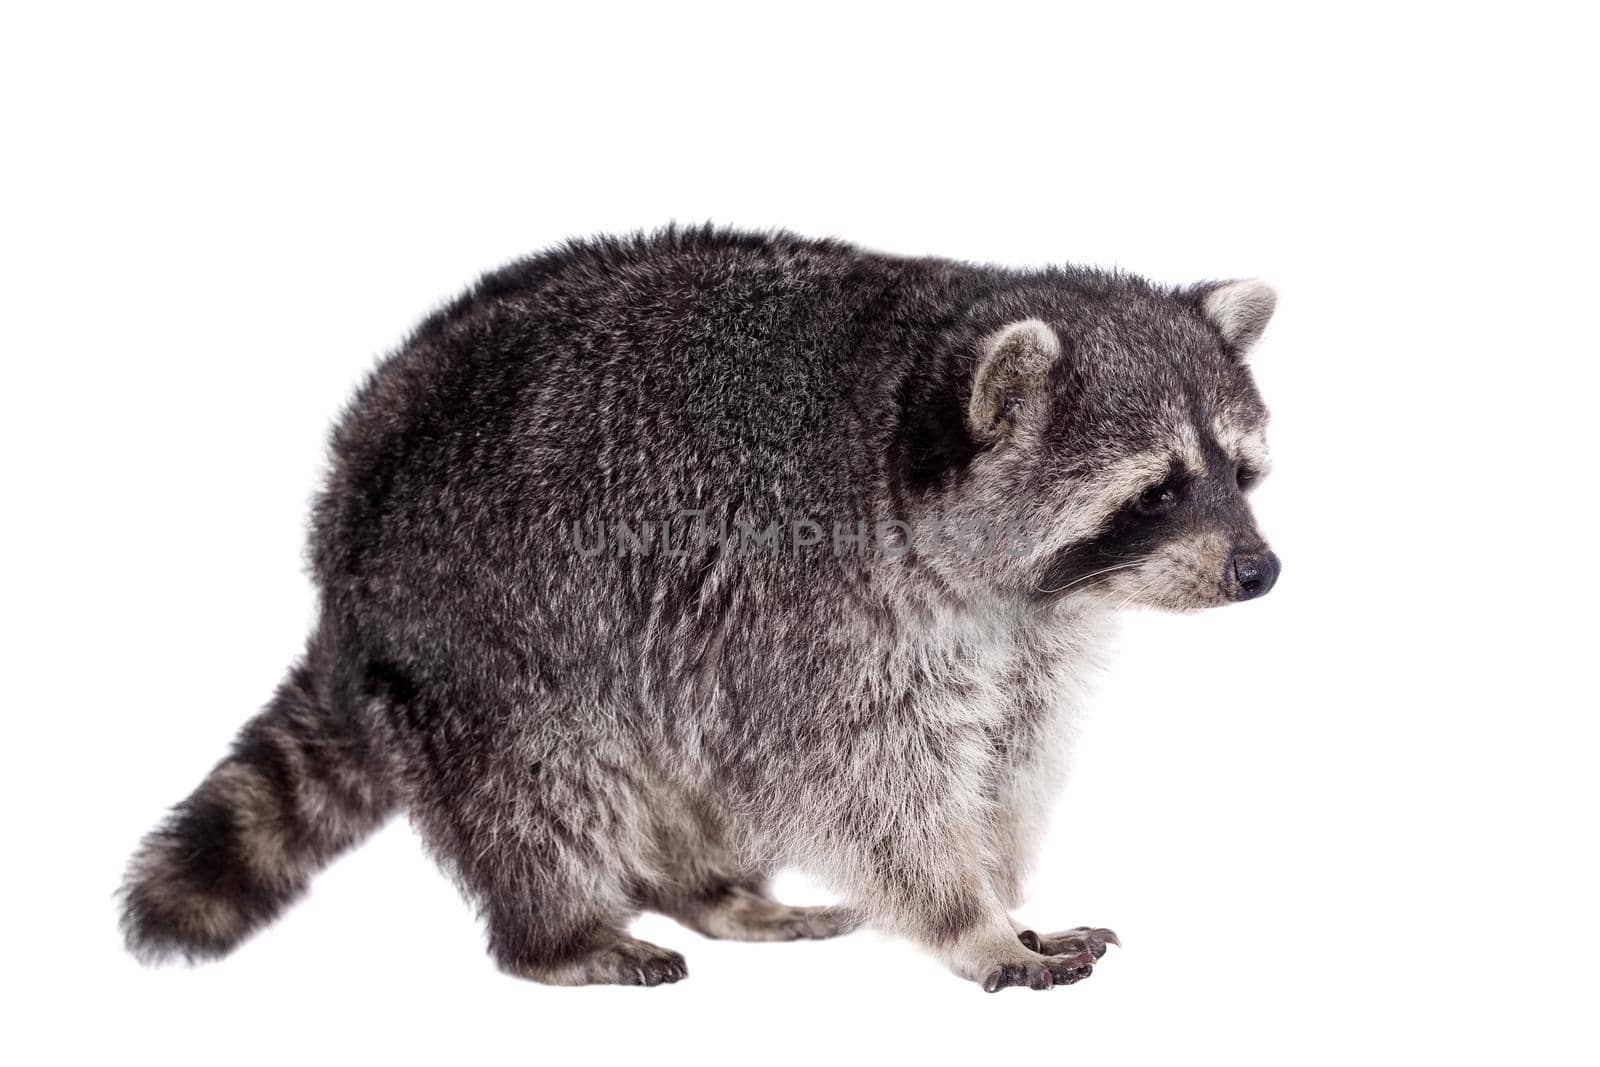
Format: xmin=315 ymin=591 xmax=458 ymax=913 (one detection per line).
xmin=1134 ymin=484 xmax=1179 ymax=517
xmin=1236 ymin=465 xmax=1261 ymax=490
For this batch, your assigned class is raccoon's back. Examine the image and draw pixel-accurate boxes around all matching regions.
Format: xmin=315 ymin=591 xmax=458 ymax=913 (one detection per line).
xmin=309 ymin=228 xmax=906 ymax=624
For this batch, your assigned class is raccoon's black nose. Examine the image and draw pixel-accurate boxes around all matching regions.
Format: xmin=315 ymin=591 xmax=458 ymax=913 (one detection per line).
xmin=1231 ymin=551 xmax=1280 ymax=601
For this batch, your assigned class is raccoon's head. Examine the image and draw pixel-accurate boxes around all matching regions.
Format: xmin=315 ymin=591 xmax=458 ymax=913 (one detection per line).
xmin=925 ymin=275 xmax=1281 ymax=613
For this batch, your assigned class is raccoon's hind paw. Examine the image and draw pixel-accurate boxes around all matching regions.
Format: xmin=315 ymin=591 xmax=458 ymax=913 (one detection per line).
xmin=1016 ymin=926 xmax=1118 ymax=960
xmin=518 ymin=937 xmax=688 ymax=987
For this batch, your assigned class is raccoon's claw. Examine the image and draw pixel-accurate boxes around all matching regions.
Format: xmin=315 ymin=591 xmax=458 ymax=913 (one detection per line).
xmin=1019 ymin=926 xmax=1118 ymax=960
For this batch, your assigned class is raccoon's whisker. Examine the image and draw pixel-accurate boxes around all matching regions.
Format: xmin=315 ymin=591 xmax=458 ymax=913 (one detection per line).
xmin=1036 ymin=559 xmax=1152 ymax=601
xmin=1113 ymin=573 xmax=1160 ymax=613
xmin=1036 ymin=557 xmax=1152 ymax=596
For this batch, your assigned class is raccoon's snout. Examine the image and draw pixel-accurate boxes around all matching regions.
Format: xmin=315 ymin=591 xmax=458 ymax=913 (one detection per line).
xmin=1229 ymin=550 xmax=1281 ymax=601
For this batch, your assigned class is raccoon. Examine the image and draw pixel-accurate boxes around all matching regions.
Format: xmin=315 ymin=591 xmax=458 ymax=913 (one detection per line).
xmin=120 ymin=227 xmax=1280 ymax=992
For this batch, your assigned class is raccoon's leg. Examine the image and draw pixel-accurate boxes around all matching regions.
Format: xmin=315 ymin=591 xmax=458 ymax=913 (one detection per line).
xmin=981 ymin=690 xmax=1117 ymax=959
xmin=802 ymin=779 xmax=1095 ymax=991
xmin=985 ymin=770 xmax=1081 ymax=943
xmin=636 ymin=787 xmax=857 ymax=941
xmin=407 ymin=719 xmax=689 ymax=987
xmin=981 ymin=802 xmax=1033 ymax=913
xmin=997 ymin=789 xmax=1119 ymax=965
xmin=844 ymin=821 xmax=1105 ymax=992
xmin=799 ymin=718 xmax=1112 ymax=992
xmin=657 ymin=880 xmax=859 ymax=942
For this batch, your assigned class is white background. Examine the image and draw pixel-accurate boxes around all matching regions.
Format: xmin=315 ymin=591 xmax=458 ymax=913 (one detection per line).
xmin=4 ymin=2 xmax=1595 ymax=1063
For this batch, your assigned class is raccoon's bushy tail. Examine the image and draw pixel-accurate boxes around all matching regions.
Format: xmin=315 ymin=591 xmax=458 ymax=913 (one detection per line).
xmin=120 ymin=653 xmax=398 ymax=963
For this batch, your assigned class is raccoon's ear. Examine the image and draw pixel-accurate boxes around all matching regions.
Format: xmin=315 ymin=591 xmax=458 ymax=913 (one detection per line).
xmin=968 ymin=318 xmax=1061 ymax=443
xmin=1199 ymin=279 xmax=1277 ymax=361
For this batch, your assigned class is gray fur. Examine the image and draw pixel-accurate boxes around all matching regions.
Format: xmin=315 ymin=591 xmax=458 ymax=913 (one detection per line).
xmin=120 ymin=226 xmax=1280 ymax=990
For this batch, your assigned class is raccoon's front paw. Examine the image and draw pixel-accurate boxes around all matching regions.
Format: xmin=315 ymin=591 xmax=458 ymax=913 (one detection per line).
xmin=978 ymin=926 xmax=1118 ymax=992
xmin=981 ymin=955 xmax=1098 ymax=992
xmin=1016 ymin=925 xmax=1119 ymax=961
